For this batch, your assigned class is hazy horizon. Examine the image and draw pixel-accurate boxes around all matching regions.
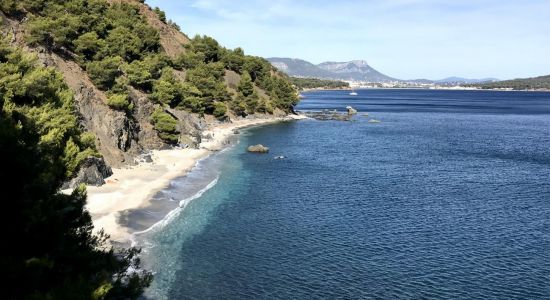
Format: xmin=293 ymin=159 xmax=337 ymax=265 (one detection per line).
xmin=146 ymin=0 xmax=550 ymax=81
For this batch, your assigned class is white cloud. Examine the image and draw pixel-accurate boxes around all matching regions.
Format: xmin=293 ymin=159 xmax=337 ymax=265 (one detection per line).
xmin=148 ymin=0 xmax=550 ymax=79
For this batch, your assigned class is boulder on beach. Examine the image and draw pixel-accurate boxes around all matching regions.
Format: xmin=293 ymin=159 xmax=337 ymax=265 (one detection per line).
xmin=62 ymin=157 xmax=113 ymax=189
xmin=247 ymin=144 xmax=270 ymax=153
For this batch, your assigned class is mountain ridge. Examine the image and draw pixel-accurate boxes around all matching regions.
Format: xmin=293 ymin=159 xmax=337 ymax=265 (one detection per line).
xmin=269 ymin=57 xmax=499 ymax=85
xmin=268 ymin=57 xmax=397 ymax=82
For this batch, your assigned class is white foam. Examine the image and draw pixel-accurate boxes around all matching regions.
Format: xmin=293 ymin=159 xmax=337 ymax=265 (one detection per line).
xmin=130 ymin=176 xmax=220 ymax=247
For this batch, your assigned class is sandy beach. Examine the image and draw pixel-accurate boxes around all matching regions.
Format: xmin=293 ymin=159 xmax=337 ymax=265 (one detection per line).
xmin=86 ymin=115 xmax=306 ymax=244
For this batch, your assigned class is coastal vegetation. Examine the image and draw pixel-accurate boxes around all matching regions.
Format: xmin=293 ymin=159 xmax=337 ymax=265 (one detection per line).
xmin=468 ymin=75 xmax=550 ymax=90
xmin=289 ymin=77 xmax=350 ymax=90
xmin=0 ymin=37 xmax=152 ymax=299
xmin=3 ymin=0 xmax=298 ymax=143
xmin=0 ymin=0 xmax=301 ymax=298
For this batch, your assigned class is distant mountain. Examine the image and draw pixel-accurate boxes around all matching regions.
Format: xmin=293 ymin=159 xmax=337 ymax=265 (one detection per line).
xmin=268 ymin=57 xmax=500 ymax=85
xmin=267 ymin=58 xmax=396 ymax=82
xmin=268 ymin=58 xmax=336 ymax=79
xmin=403 ymin=77 xmax=499 ymax=85
xmin=435 ymin=77 xmax=499 ymax=84
xmin=317 ymin=60 xmax=397 ymax=82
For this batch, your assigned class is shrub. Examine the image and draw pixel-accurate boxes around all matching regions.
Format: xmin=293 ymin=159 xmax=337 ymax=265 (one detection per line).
xmin=105 ymin=27 xmax=143 ymax=61
xmin=237 ymin=72 xmax=255 ymax=97
xmin=73 ymin=32 xmax=106 ymax=61
xmin=106 ymin=93 xmax=132 ymax=111
xmin=86 ymin=56 xmax=123 ymax=90
xmin=221 ymin=47 xmax=245 ymax=73
xmin=151 ymin=108 xmax=179 ymax=143
xmin=125 ymin=60 xmax=153 ymax=89
xmin=212 ymin=102 xmax=227 ymax=119
xmin=153 ymin=7 xmax=167 ymax=23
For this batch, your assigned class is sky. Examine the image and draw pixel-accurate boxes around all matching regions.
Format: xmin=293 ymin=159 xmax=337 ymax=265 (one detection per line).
xmin=146 ymin=0 xmax=550 ymax=80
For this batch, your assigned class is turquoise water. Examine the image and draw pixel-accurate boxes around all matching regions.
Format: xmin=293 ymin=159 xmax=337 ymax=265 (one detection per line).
xmin=139 ymin=89 xmax=550 ymax=299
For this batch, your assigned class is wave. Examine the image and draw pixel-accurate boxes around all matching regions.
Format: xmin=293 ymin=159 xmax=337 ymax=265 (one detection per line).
xmin=130 ymin=176 xmax=220 ymax=246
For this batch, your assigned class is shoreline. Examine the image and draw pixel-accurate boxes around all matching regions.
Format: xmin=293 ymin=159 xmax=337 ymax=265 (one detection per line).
xmin=86 ymin=114 xmax=307 ymax=244
xmin=301 ymin=87 xmax=550 ymax=93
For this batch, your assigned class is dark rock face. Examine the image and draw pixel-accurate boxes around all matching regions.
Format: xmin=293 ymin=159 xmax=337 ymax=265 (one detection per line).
xmin=247 ymin=144 xmax=270 ymax=153
xmin=63 ymin=157 xmax=113 ymax=189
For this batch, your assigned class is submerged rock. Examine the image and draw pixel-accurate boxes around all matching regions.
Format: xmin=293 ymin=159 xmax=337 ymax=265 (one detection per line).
xmin=247 ymin=144 xmax=270 ymax=153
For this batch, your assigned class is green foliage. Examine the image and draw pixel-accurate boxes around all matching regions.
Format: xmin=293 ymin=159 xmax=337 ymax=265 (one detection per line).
xmin=105 ymin=27 xmax=143 ymax=61
xmin=86 ymin=56 xmax=123 ymax=90
xmin=174 ymin=50 xmax=206 ymax=70
xmin=106 ymin=93 xmax=133 ymax=111
xmin=271 ymin=76 xmax=299 ymax=110
xmin=125 ymin=54 xmax=170 ymax=89
xmin=151 ymin=108 xmax=179 ymax=143
xmin=153 ymin=7 xmax=167 ymax=23
xmin=151 ymin=68 xmax=203 ymax=112
xmin=0 ymin=0 xmax=22 ymax=15
xmin=221 ymin=47 xmax=245 ymax=73
xmin=243 ymin=56 xmax=271 ymax=83
xmin=230 ymin=99 xmax=247 ymax=117
xmin=186 ymin=62 xmax=230 ymax=113
xmin=470 ymin=75 xmax=550 ymax=90
xmin=188 ymin=35 xmax=221 ymax=63
xmin=8 ymin=0 xmax=300 ymax=118
xmin=0 ymin=39 xmax=152 ymax=299
xmin=237 ymin=72 xmax=255 ymax=97
xmin=212 ymin=101 xmax=227 ymax=119
xmin=74 ymin=32 xmax=106 ymax=61
xmin=23 ymin=0 xmax=160 ymax=90
xmin=125 ymin=60 xmax=153 ymax=89
xmin=290 ymin=77 xmax=350 ymax=90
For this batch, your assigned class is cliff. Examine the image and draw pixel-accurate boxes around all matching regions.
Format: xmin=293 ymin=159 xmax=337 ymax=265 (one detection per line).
xmin=0 ymin=0 xmax=298 ymax=178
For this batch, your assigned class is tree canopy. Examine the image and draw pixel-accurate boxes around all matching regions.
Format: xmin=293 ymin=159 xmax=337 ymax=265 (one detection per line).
xmin=0 ymin=37 xmax=152 ymax=300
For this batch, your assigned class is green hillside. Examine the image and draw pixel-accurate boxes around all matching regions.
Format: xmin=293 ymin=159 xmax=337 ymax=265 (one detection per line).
xmin=0 ymin=0 xmax=300 ymax=298
xmin=470 ymin=75 xmax=550 ymax=90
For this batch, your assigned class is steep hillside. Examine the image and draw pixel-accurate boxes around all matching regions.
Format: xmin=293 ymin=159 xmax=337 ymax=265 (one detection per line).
xmin=0 ymin=0 xmax=298 ymax=176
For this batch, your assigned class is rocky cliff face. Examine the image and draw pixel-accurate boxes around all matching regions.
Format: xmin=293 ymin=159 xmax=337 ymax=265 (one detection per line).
xmin=1 ymin=1 xmax=294 ymax=187
xmin=1 ymin=6 xmax=203 ymax=170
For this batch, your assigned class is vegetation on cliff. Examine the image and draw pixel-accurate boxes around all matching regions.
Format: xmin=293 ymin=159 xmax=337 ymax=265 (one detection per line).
xmin=0 ymin=38 xmax=152 ymax=299
xmin=2 ymin=0 xmax=299 ymax=143
xmin=0 ymin=1 xmax=301 ymax=298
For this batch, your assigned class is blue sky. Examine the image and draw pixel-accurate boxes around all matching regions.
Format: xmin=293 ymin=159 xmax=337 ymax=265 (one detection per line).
xmin=146 ymin=0 xmax=550 ymax=80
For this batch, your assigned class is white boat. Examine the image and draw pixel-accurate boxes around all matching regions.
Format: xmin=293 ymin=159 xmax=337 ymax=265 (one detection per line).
xmin=349 ymin=91 xmax=358 ymax=96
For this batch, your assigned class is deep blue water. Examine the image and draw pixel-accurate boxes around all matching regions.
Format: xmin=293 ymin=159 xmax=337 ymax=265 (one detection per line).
xmin=140 ymin=89 xmax=550 ymax=299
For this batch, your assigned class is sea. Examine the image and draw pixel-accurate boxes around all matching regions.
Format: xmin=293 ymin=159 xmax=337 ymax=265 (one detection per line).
xmin=136 ymin=89 xmax=550 ymax=299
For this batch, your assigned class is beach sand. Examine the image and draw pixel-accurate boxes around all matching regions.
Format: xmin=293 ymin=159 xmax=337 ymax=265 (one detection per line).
xmin=86 ymin=115 xmax=306 ymax=244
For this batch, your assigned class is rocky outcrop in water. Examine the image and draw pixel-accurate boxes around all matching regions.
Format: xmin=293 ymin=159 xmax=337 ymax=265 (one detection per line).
xmin=301 ymin=110 xmax=353 ymax=121
xmin=248 ymin=144 xmax=270 ymax=153
xmin=346 ymin=106 xmax=358 ymax=115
